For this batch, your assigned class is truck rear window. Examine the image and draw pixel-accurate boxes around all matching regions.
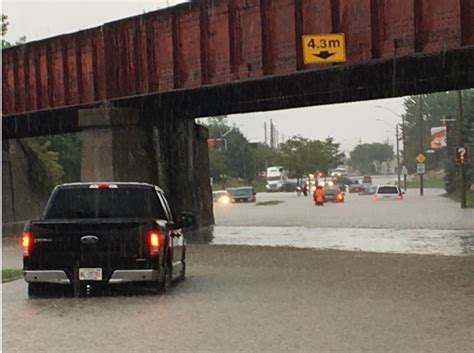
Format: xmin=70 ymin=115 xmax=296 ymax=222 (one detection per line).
xmin=44 ymin=187 xmax=167 ymax=219
xmin=377 ymin=186 xmax=399 ymax=194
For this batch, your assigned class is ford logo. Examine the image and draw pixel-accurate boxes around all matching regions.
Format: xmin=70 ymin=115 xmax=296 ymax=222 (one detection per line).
xmin=81 ymin=235 xmax=99 ymax=245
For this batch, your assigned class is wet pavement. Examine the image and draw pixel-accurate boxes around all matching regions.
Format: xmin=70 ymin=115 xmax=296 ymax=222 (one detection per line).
xmin=2 ymin=245 xmax=474 ymax=353
xmin=3 ymin=182 xmax=473 ymax=352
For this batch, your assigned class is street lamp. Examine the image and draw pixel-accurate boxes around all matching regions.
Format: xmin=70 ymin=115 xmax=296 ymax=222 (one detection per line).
xmin=376 ymin=118 xmax=402 ymax=188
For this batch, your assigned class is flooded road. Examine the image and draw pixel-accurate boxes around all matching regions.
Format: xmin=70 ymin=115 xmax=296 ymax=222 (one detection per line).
xmin=3 ymin=245 xmax=474 ymax=353
xmin=214 ymin=188 xmax=474 ymax=230
xmin=3 ymin=184 xmax=473 ymax=352
xmin=211 ymin=226 xmax=474 ymax=256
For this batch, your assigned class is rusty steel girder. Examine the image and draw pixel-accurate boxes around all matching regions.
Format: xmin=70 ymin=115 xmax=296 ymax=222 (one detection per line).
xmin=2 ymin=0 xmax=474 ymax=116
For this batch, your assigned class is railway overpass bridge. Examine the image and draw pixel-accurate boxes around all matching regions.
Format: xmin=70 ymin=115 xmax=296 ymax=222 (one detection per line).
xmin=2 ymin=0 xmax=474 ymax=228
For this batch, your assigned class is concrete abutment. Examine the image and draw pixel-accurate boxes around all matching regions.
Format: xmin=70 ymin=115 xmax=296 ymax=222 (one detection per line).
xmin=79 ymin=107 xmax=214 ymax=228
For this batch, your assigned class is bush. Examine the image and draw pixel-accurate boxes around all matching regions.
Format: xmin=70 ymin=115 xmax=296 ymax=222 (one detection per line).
xmin=26 ymin=140 xmax=64 ymax=193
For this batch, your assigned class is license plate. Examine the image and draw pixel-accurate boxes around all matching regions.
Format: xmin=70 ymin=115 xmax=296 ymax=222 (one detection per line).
xmin=79 ymin=268 xmax=102 ymax=281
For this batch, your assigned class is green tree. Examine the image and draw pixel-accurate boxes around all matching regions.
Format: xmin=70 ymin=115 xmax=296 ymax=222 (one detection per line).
xmin=402 ymin=91 xmax=474 ymax=192
xmin=2 ymin=13 xmax=26 ymax=48
xmin=2 ymin=13 xmax=9 ymax=48
xmin=349 ymin=143 xmax=393 ymax=174
xmin=323 ymin=137 xmax=345 ymax=169
xmin=280 ymin=136 xmax=343 ymax=179
xmin=26 ymin=140 xmax=64 ymax=192
xmin=41 ymin=134 xmax=82 ymax=182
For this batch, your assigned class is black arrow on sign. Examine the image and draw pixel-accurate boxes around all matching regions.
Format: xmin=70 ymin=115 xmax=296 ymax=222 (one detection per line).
xmin=313 ymin=51 xmax=336 ymax=60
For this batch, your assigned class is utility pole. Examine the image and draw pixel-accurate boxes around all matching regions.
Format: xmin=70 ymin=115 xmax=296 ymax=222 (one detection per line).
xmin=396 ymin=125 xmax=401 ymax=187
xmin=458 ymin=90 xmax=467 ymax=208
xmin=264 ymin=122 xmax=268 ymax=146
xmin=401 ymin=115 xmax=407 ymax=190
xmin=270 ymin=120 xmax=274 ymax=149
xmin=419 ymin=95 xmax=424 ymax=196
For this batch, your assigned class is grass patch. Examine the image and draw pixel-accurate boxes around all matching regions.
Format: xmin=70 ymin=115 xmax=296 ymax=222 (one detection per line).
xmin=407 ymin=172 xmax=445 ymax=189
xmin=256 ymin=200 xmax=285 ymax=206
xmin=2 ymin=269 xmax=22 ymax=282
xmin=447 ymin=190 xmax=474 ymax=208
xmin=469 ymin=191 xmax=474 ymax=208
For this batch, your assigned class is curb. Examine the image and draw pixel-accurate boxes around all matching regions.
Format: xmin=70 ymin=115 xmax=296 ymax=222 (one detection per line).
xmin=2 ymin=276 xmax=22 ymax=283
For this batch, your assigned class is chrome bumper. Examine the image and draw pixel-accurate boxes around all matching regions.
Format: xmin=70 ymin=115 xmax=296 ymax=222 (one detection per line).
xmin=24 ymin=269 xmax=159 ymax=284
xmin=24 ymin=270 xmax=71 ymax=284
xmin=108 ymin=270 xmax=159 ymax=284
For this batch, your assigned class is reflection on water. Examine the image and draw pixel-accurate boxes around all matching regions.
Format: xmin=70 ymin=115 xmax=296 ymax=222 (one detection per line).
xmin=210 ymin=226 xmax=474 ymax=256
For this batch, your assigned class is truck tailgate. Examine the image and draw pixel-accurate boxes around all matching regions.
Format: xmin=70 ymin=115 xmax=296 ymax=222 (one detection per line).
xmin=24 ymin=219 xmax=156 ymax=277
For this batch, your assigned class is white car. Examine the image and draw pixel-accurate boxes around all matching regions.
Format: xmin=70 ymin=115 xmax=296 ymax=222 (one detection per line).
xmin=373 ymin=185 xmax=403 ymax=201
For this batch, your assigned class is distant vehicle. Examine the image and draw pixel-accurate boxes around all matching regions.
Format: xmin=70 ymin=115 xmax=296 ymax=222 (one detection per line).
xmin=265 ymin=166 xmax=287 ymax=191
xmin=22 ymin=182 xmax=194 ymax=297
xmin=227 ymin=187 xmax=256 ymax=202
xmin=359 ymin=185 xmax=378 ymax=195
xmin=373 ymin=185 xmax=403 ymax=201
xmin=281 ymin=180 xmax=298 ymax=192
xmin=213 ymin=190 xmax=232 ymax=204
xmin=349 ymin=180 xmax=363 ymax=193
xmin=330 ymin=166 xmax=348 ymax=177
xmin=362 ymin=175 xmax=373 ymax=187
xmin=324 ymin=188 xmax=345 ymax=203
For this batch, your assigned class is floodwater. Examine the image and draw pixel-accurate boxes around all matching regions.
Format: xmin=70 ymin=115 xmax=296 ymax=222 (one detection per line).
xmin=211 ymin=226 xmax=474 ymax=256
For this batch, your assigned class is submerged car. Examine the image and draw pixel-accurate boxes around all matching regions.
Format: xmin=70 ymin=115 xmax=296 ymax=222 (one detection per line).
xmin=373 ymin=185 xmax=403 ymax=201
xmin=213 ymin=190 xmax=232 ymax=204
xmin=349 ymin=180 xmax=363 ymax=193
xmin=359 ymin=185 xmax=378 ymax=195
xmin=227 ymin=187 xmax=256 ymax=203
xmin=324 ymin=188 xmax=345 ymax=203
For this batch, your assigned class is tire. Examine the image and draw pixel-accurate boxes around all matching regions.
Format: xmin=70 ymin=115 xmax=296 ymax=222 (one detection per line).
xmin=157 ymin=264 xmax=172 ymax=294
xmin=180 ymin=245 xmax=186 ymax=280
xmin=28 ymin=283 xmax=47 ymax=298
xmin=180 ymin=261 xmax=186 ymax=281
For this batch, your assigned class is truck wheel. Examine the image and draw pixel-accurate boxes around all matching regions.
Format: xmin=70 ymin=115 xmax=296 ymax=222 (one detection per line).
xmin=157 ymin=264 xmax=171 ymax=294
xmin=180 ymin=261 xmax=186 ymax=280
xmin=28 ymin=283 xmax=46 ymax=298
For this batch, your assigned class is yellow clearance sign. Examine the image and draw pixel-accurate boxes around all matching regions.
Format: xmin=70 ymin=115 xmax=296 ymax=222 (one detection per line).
xmin=302 ymin=33 xmax=346 ymax=64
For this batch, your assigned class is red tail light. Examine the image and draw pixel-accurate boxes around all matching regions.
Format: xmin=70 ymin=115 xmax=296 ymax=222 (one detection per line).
xmin=396 ymin=195 xmax=402 ymax=200
xmin=148 ymin=230 xmax=161 ymax=255
xmin=21 ymin=231 xmax=31 ymax=256
xmin=373 ymin=195 xmax=380 ymax=200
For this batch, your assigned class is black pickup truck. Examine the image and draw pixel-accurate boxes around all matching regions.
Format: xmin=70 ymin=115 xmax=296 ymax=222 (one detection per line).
xmin=22 ymin=182 xmax=194 ymax=297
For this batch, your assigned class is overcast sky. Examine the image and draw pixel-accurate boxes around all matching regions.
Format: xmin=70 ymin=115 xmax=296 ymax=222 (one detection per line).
xmin=3 ymin=0 xmax=407 ymax=153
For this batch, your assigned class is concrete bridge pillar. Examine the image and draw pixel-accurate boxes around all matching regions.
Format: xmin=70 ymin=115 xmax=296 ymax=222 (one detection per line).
xmin=78 ymin=107 xmax=214 ymax=227
xmin=2 ymin=140 xmax=49 ymax=237
xmin=79 ymin=108 xmax=155 ymax=183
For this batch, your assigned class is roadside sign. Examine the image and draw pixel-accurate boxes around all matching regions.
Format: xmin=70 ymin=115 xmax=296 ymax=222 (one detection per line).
xmin=302 ymin=33 xmax=346 ymax=64
xmin=417 ymin=163 xmax=425 ymax=174
xmin=416 ymin=153 xmax=426 ymax=163
xmin=401 ymin=166 xmax=408 ymax=175
xmin=455 ymin=146 xmax=470 ymax=164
